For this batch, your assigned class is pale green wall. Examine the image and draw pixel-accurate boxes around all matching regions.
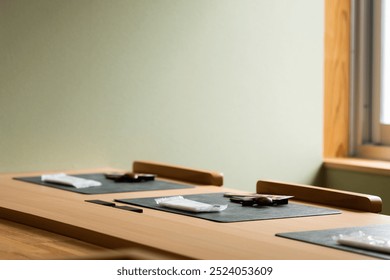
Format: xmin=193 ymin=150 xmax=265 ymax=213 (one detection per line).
xmin=0 ymin=0 xmax=323 ymax=190
xmin=325 ymin=168 xmax=390 ymax=215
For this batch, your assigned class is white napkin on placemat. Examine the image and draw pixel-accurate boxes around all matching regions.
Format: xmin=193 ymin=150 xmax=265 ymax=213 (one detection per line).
xmin=41 ymin=173 xmax=101 ymax=189
xmin=155 ymin=196 xmax=227 ymax=213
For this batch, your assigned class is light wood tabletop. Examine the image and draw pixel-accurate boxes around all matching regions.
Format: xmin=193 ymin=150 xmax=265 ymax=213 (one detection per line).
xmin=0 ymin=217 xmax=111 ymax=260
xmin=1 ymin=167 xmax=390 ymax=260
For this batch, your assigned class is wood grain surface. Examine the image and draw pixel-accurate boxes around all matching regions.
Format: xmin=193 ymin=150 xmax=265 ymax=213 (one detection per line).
xmin=1 ymin=168 xmax=390 ymax=259
xmin=324 ymin=0 xmax=351 ymax=157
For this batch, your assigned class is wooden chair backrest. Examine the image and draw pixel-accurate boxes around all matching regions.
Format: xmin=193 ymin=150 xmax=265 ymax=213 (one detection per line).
xmin=133 ymin=160 xmax=223 ymax=186
xmin=256 ymin=180 xmax=382 ymax=213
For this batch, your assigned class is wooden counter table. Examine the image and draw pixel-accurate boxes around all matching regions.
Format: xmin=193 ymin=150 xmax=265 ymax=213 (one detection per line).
xmin=1 ymin=167 xmax=389 ymax=260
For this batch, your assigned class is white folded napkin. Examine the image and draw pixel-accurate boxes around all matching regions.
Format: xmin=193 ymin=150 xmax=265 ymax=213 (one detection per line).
xmin=41 ymin=173 xmax=102 ymax=189
xmin=336 ymin=231 xmax=390 ymax=254
xmin=155 ymin=196 xmax=227 ymax=213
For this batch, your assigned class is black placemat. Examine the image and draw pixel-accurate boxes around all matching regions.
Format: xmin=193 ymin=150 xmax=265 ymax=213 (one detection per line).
xmin=115 ymin=193 xmax=341 ymax=223
xmin=276 ymin=224 xmax=390 ymax=259
xmin=14 ymin=173 xmax=194 ymax=194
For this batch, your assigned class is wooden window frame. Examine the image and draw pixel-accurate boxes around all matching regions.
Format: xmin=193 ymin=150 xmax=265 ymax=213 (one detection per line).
xmin=324 ymin=0 xmax=351 ymax=159
xmin=323 ymin=0 xmax=390 ymax=174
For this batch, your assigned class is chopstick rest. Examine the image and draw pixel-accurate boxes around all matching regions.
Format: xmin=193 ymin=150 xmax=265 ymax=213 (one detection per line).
xmin=227 ymin=193 xmax=293 ymax=207
xmin=105 ymin=172 xmax=156 ymax=183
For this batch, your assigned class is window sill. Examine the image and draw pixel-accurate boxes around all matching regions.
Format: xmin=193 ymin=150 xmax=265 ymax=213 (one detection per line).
xmin=324 ymin=157 xmax=390 ymax=176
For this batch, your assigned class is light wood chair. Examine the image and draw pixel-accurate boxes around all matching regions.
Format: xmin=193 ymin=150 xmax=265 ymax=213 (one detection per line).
xmin=256 ymin=180 xmax=382 ymax=213
xmin=133 ymin=160 xmax=223 ymax=186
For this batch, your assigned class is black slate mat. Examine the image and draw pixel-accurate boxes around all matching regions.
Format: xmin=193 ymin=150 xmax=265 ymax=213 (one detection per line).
xmin=115 ymin=193 xmax=341 ymax=223
xmin=14 ymin=173 xmax=194 ymax=194
xmin=276 ymin=224 xmax=390 ymax=259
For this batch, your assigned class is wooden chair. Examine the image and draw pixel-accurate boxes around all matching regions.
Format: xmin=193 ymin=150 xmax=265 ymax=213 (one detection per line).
xmin=256 ymin=180 xmax=382 ymax=213
xmin=133 ymin=160 xmax=223 ymax=186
